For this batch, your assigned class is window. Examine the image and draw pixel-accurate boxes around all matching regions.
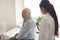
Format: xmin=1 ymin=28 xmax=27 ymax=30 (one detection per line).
xmin=24 ymin=0 xmax=55 ymax=18
xmin=24 ymin=0 xmax=42 ymax=18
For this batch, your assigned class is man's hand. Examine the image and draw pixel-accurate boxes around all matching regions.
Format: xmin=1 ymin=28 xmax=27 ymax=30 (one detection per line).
xmin=9 ymin=33 xmax=19 ymax=40
xmin=15 ymin=33 xmax=18 ymax=37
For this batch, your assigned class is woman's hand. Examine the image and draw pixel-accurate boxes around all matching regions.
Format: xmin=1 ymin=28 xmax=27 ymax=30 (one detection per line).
xmin=36 ymin=22 xmax=39 ymax=26
xmin=36 ymin=31 xmax=40 ymax=34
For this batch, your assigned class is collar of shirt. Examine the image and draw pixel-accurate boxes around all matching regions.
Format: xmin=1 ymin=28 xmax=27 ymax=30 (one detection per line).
xmin=43 ymin=13 xmax=50 ymax=17
xmin=24 ymin=17 xmax=31 ymax=22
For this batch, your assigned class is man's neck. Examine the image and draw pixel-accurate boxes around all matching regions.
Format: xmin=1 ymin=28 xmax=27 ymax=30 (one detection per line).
xmin=24 ymin=16 xmax=31 ymax=22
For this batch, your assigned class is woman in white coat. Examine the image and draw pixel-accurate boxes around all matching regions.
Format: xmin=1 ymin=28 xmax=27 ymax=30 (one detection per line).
xmin=38 ymin=0 xmax=59 ymax=40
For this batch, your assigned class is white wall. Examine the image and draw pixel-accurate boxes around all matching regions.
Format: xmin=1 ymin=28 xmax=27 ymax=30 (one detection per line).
xmin=0 ymin=0 xmax=16 ymax=32
xmin=15 ymin=0 xmax=24 ymax=27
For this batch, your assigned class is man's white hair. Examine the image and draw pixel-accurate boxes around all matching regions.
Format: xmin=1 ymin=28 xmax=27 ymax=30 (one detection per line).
xmin=23 ymin=8 xmax=31 ymax=13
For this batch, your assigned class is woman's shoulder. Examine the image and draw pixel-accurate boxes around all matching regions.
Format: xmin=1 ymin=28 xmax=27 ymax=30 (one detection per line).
xmin=40 ymin=14 xmax=54 ymax=23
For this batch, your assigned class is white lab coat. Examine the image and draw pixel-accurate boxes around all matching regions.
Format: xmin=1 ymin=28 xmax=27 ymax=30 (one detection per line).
xmin=16 ymin=17 xmax=37 ymax=40
xmin=38 ymin=13 xmax=55 ymax=40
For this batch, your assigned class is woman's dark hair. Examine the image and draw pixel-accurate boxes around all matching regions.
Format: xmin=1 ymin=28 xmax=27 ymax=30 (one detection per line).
xmin=39 ymin=0 xmax=59 ymax=36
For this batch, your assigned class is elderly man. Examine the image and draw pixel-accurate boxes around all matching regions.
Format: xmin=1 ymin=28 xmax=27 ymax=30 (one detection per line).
xmin=16 ymin=8 xmax=37 ymax=40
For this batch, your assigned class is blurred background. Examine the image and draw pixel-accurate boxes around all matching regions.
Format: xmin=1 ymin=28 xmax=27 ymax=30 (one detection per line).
xmin=0 ymin=0 xmax=60 ymax=40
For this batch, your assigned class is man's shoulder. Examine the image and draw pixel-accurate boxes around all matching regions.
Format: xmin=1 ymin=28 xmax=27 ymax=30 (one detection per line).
xmin=26 ymin=19 xmax=36 ymax=27
xmin=27 ymin=19 xmax=35 ymax=23
xmin=25 ymin=19 xmax=36 ymax=26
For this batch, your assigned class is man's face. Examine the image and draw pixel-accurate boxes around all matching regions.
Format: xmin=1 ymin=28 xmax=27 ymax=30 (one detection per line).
xmin=22 ymin=9 xmax=30 ymax=19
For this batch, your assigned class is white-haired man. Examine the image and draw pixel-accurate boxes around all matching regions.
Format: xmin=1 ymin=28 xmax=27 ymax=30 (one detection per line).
xmin=16 ymin=8 xmax=37 ymax=40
